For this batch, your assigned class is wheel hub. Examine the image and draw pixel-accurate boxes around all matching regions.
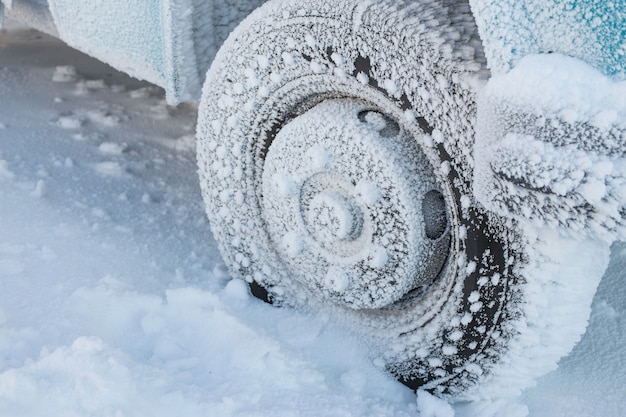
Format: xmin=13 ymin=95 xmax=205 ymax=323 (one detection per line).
xmin=262 ymin=99 xmax=450 ymax=309
xmin=305 ymin=190 xmax=363 ymax=243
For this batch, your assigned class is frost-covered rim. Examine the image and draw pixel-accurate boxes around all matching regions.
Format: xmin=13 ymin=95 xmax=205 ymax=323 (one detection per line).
xmin=241 ymin=74 xmax=465 ymax=319
xmin=261 ymin=98 xmax=453 ymax=309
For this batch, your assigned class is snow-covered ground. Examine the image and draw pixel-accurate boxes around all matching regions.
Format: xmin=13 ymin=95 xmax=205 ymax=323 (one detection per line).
xmin=0 ymin=25 xmax=624 ymax=417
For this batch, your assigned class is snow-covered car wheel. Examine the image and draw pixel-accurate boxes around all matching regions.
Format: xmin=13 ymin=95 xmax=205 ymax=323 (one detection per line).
xmin=197 ymin=0 xmax=610 ymax=399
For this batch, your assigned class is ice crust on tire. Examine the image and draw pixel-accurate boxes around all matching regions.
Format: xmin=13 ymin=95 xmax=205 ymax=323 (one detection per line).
xmin=197 ymin=0 xmax=610 ymax=400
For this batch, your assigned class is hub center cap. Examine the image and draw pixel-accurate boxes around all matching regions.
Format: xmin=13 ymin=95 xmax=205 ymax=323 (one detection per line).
xmin=306 ymin=191 xmax=363 ymax=243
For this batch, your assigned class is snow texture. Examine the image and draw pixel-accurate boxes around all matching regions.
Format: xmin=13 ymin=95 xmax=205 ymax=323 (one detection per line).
xmin=469 ymin=0 xmax=626 ymax=80
xmin=1 ymin=22 xmax=626 ymax=417
xmin=197 ymin=0 xmax=612 ymax=401
xmin=475 ymin=54 xmax=626 ymax=243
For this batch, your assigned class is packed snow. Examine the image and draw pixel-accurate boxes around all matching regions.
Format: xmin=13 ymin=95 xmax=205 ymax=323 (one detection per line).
xmin=1 ymin=21 xmax=625 ymax=417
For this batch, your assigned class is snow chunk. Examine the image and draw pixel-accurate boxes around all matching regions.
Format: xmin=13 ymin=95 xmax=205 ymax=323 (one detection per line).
xmin=432 ymin=129 xmax=444 ymax=144
xmin=305 ymin=33 xmax=316 ymax=48
xmin=0 ymin=159 xmax=15 ymax=181
xmin=56 ymin=115 xmax=83 ymax=129
xmin=448 ymin=330 xmax=463 ymax=342
xmin=383 ymin=79 xmax=399 ymax=96
xmin=98 ymin=142 xmax=127 ymax=155
xmin=356 ymin=72 xmax=369 ymax=84
xmin=129 ymin=87 xmax=156 ymax=99
xmin=310 ymin=61 xmax=325 ymax=74
xmin=75 ymin=79 xmax=107 ymax=95
xmin=281 ymin=51 xmax=295 ymax=66
xmin=442 ymin=345 xmax=458 ymax=356
xmin=440 ymin=161 xmax=451 ymax=175
xmin=31 ymin=180 xmax=46 ymax=198
xmin=460 ymin=195 xmax=471 ymax=209
xmin=223 ymin=279 xmax=250 ymax=302
xmin=156 ymin=134 xmax=195 ymax=153
xmin=52 ymin=65 xmax=78 ymax=83
xmin=362 ymin=111 xmax=388 ymax=131
xmin=92 ymin=162 xmax=126 ymax=177
xmin=416 ymin=390 xmax=455 ymax=417
xmin=87 ymin=109 xmax=123 ymax=127
xmin=330 ymin=52 xmax=344 ymax=66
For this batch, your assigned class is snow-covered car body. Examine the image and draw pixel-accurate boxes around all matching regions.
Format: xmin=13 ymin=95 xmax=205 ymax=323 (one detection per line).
xmin=46 ymin=0 xmax=204 ymax=104
xmin=3 ymin=1 xmax=624 ymax=97
xmin=0 ymin=0 xmax=265 ymax=103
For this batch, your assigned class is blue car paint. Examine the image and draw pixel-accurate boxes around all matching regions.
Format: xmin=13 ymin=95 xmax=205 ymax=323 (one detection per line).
xmin=471 ymin=0 xmax=626 ymax=79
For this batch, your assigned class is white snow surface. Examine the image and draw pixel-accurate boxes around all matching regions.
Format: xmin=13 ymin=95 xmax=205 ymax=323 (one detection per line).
xmin=1 ymin=25 xmax=625 ymax=417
